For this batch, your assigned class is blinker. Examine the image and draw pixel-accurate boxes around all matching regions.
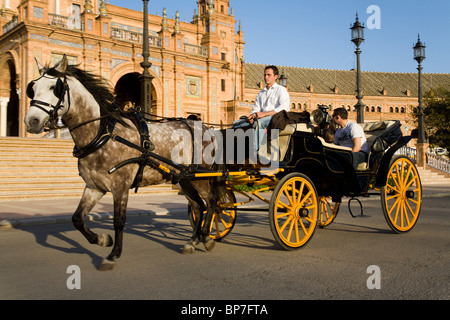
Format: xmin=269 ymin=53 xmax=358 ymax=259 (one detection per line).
xmin=26 ymin=77 xmax=65 ymax=100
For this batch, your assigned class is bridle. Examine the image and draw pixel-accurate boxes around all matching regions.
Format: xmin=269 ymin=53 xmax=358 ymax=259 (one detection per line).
xmin=26 ymin=74 xmax=71 ymax=129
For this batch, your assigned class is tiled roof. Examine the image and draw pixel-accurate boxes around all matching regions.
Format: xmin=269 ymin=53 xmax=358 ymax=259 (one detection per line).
xmin=245 ymin=63 xmax=450 ymax=98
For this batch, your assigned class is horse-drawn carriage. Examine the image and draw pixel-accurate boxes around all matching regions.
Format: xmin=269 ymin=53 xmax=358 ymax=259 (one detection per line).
xmin=24 ymin=55 xmax=422 ymax=269
xmin=188 ymin=107 xmax=422 ymax=250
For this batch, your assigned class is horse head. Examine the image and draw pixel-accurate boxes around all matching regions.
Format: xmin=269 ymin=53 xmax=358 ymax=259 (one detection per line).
xmin=24 ymin=55 xmax=71 ymax=134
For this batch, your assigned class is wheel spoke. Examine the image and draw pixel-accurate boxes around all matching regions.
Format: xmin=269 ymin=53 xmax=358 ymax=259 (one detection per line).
xmin=279 ymin=215 xmax=293 ymax=233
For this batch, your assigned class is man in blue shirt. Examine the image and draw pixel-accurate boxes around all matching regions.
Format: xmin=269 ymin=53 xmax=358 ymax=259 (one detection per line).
xmin=332 ymin=107 xmax=369 ymax=169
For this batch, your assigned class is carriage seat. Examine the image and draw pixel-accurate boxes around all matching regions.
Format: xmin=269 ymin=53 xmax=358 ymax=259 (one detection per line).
xmin=259 ymin=123 xmax=315 ymax=161
xmin=316 ymin=121 xmax=399 ymax=171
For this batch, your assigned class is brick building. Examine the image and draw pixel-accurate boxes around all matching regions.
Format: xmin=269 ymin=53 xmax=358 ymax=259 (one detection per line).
xmin=0 ymin=0 xmax=449 ymax=137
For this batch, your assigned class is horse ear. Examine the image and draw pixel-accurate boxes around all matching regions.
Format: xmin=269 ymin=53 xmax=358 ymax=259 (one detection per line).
xmin=54 ymin=54 xmax=68 ymax=73
xmin=34 ymin=58 xmax=45 ymax=75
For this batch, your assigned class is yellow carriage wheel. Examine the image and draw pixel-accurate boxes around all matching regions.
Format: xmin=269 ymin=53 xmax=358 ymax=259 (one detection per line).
xmin=318 ymin=196 xmax=340 ymax=228
xmin=269 ymin=173 xmax=319 ymax=250
xmin=189 ymin=189 xmax=237 ymax=241
xmin=381 ymin=156 xmax=422 ymax=233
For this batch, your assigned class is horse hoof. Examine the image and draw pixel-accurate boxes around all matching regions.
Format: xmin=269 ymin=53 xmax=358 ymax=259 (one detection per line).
xmin=182 ymin=244 xmax=195 ymax=255
xmin=97 ymin=234 xmax=113 ymax=247
xmin=98 ymin=258 xmax=115 ymax=271
xmin=204 ymin=239 xmax=215 ymax=252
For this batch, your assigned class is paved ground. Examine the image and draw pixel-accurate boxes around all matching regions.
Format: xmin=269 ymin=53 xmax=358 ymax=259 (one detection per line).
xmin=1 ymin=184 xmax=450 ymax=230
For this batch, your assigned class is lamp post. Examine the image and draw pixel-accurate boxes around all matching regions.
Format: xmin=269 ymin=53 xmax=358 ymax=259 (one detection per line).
xmin=413 ymin=35 xmax=426 ymax=144
xmin=139 ymin=0 xmax=154 ymax=116
xmin=413 ymin=35 xmax=427 ymax=167
xmin=350 ymin=13 xmax=365 ymax=124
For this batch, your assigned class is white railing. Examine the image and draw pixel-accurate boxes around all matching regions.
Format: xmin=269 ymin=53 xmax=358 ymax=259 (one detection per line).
xmin=396 ymin=146 xmax=450 ymax=174
xmin=426 ymin=152 xmax=450 ymax=174
xmin=396 ymin=146 xmax=417 ymax=161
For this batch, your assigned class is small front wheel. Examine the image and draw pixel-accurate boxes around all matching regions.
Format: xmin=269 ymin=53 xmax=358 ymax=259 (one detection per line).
xmin=269 ymin=173 xmax=319 ymax=250
xmin=318 ymin=196 xmax=340 ymax=228
xmin=189 ymin=189 xmax=237 ymax=241
xmin=381 ymin=156 xmax=422 ymax=233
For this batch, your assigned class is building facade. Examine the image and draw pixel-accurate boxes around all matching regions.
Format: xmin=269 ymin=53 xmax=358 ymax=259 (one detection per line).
xmin=0 ymin=0 xmax=449 ymax=137
xmin=0 ymin=0 xmax=245 ymax=136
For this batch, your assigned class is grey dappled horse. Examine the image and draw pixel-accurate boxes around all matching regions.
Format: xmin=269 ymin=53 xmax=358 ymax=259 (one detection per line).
xmin=24 ymin=55 xmax=224 ymax=270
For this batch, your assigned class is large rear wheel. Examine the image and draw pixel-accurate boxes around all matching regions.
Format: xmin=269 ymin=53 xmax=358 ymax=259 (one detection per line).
xmin=269 ymin=173 xmax=319 ymax=250
xmin=381 ymin=156 xmax=422 ymax=233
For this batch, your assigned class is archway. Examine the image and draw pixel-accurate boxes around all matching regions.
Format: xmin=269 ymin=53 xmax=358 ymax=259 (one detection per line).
xmin=114 ymin=72 xmax=158 ymax=115
xmin=0 ymin=58 xmax=19 ymax=136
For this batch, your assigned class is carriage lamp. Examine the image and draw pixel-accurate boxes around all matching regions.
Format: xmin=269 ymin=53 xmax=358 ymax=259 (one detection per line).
xmin=413 ymin=35 xmax=427 ymax=144
xmin=350 ymin=13 xmax=365 ymax=123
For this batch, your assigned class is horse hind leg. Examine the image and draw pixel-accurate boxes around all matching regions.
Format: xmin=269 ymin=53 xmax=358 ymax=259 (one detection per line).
xmin=201 ymin=199 xmax=217 ymax=252
xmin=72 ymin=187 xmax=112 ymax=247
xmin=99 ymin=190 xmax=129 ymax=271
xmin=179 ymin=179 xmax=204 ymax=254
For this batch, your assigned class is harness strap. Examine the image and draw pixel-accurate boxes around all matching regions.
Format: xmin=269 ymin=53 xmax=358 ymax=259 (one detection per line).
xmin=73 ymin=118 xmax=116 ymax=159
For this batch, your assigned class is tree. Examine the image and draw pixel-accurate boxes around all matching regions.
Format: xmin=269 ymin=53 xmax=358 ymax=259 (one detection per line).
xmin=412 ymin=86 xmax=450 ymax=151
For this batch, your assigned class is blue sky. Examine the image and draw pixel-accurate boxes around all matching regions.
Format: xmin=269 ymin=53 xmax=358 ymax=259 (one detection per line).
xmin=109 ymin=0 xmax=449 ymax=74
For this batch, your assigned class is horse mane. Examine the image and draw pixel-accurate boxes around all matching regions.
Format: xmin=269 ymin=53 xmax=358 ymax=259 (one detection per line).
xmin=45 ymin=65 xmax=128 ymax=126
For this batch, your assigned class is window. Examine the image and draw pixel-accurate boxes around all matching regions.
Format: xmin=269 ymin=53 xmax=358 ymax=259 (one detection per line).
xmin=33 ymin=6 xmax=44 ymax=19
xmin=221 ymin=53 xmax=226 ymax=61
xmin=221 ymin=79 xmax=226 ymax=92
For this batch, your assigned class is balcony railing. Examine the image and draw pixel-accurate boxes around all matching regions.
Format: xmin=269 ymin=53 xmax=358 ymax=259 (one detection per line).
xmin=2 ymin=16 xmax=18 ymax=34
xmin=110 ymin=27 xmax=162 ymax=47
xmin=184 ymin=43 xmax=208 ymax=57
xmin=49 ymin=13 xmax=83 ymax=31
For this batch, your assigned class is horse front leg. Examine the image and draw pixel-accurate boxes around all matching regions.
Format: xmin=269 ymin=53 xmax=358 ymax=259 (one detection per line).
xmin=72 ymin=186 xmax=112 ymax=247
xmin=99 ymin=190 xmax=129 ymax=271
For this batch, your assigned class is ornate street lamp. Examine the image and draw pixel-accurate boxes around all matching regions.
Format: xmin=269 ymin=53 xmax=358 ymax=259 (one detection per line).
xmin=413 ymin=35 xmax=426 ymax=144
xmin=139 ymin=0 xmax=154 ymax=116
xmin=279 ymin=73 xmax=288 ymax=87
xmin=350 ymin=13 xmax=365 ymax=123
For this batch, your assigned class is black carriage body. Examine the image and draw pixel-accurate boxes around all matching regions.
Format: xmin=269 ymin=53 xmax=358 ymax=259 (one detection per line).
xmin=277 ymin=120 xmax=410 ymax=199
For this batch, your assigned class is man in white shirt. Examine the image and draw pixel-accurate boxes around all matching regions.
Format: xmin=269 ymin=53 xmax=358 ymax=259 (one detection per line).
xmin=332 ymin=107 xmax=369 ymax=169
xmin=247 ymin=65 xmax=290 ymax=150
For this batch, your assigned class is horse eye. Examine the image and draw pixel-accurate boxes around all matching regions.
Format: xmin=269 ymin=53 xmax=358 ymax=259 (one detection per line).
xmin=50 ymin=85 xmax=55 ymax=90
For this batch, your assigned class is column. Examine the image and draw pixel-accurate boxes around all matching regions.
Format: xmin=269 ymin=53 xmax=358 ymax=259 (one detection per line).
xmin=0 ymin=97 xmax=9 ymax=136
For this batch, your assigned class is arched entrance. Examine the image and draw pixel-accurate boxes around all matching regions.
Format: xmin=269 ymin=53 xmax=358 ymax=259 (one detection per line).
xmin=114 ymin=72 xmax=158 ymax=115
xmin=0 ymin=58 xmax=19 ymax=136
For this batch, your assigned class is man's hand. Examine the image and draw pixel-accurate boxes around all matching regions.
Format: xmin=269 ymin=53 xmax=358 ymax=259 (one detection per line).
xmin=248 ymin=111 xmax=277 ymax=124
